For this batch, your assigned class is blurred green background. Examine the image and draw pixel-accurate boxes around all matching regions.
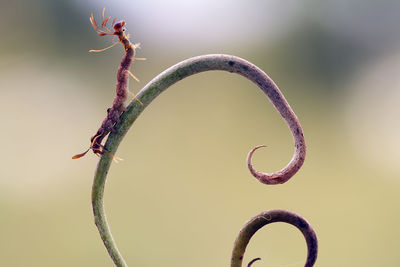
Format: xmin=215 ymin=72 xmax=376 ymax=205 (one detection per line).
xmin=1 ymin=0 xmax=400 ymax=266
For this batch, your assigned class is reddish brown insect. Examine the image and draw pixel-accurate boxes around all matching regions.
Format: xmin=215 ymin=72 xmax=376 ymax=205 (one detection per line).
xmin=73 ymin=8 xmax=144 ymax=161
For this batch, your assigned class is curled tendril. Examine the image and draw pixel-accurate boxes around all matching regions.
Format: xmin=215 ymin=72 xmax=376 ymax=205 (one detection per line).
xmin=231 ymin=210 xmax=318 ymax=267
xmin=247 ymin=257 xmax=261 ymax=267
xmin=92 ymin=54 xmax=307 ymax=266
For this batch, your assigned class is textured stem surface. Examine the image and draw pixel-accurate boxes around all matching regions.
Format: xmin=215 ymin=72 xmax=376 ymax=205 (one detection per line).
xmin=231 ymin=210 xmax=318 ymax=267
xmin=92 ymin=54 xmax=306 ymax=266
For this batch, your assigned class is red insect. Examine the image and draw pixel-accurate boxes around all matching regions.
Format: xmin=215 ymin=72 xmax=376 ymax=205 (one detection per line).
xmin=73 ymin=8 xmax=144 ymax=161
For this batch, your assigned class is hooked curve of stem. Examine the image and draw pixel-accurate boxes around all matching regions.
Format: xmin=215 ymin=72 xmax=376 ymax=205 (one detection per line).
xmin=92 ymin=54 xmax=307 ymax=266
xmin=231 ymin=210 xmax=318 ymax=267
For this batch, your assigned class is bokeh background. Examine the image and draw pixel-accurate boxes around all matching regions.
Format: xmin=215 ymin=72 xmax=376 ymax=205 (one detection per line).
xmin=1 ymin=0 xmax=399 ymax=266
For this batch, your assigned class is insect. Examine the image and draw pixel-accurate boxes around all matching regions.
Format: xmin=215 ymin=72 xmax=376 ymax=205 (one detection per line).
xmin=73 ymin=8 xmax=144 ymax=161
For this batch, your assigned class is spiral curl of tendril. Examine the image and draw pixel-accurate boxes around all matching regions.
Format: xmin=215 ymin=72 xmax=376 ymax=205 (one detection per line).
xmin=231 ymin=210 xmax=318 ymax=267
xmin=92 ymin=54 xmax=308 ymax=266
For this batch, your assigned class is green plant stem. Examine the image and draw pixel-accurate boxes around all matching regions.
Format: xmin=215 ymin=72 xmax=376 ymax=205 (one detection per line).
xmin=231 ymin=210 xmax=318 ymax=267
xmin=92 ymin=54 xmax=307 ymax=266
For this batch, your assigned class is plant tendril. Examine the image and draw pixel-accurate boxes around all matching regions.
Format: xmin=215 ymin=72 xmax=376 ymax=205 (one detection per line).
xmin=231 ymin=210 xmax=318 ymax=267
xmin=247 ymin=257 xmax=261 ymax=267
xmin=92 ymin=54 xmax=308 ymax=266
